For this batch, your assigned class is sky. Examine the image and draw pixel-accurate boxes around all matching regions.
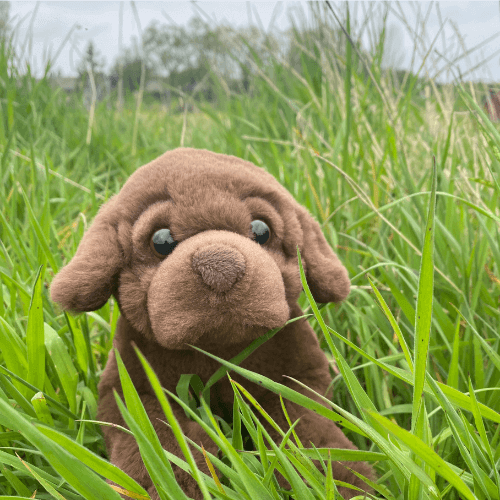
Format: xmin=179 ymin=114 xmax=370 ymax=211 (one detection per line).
xmin=6 ymin=1 xmax=500 ymax=84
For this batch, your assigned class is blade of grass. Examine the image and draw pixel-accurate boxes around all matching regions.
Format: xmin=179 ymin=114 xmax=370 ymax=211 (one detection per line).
xmin=36 ymin=424 xmax=149 ymax=499
xmin=191 ymin=344 xmax=363 ymax=436
xmin=321 ymin=324 xmax=500 ymax=424
xmin=367 ymin=275 xmax=413 ymax=371
xmin=31 ymin=392 xmax=54 ymax=426
xmin=165 ymin=386 xmax=280 ymax=499
xmin=133 ymin=345 xmax=212 ymax=500
xmin=468 ymin=376 xmax=500 ymax=498
xmin=16 ymin=452 xmax=68 ymax=500
xmin=0 ymin=316 xmax=28 ymax=382
xmin=451 ymin=304 xmax=500 ymax=373
xmin=230 ymin=377 xmax=330 ymax=495
xmin=192 ymin=345 xmax=439 ymax=488
xmin=247 ymin=448 xmax=386 ymax=462
xmin=113 ymin=392 xmax=186 ymax=500
xmin=64 ymin=313 xmax=89 ymax=376
xmin=198 ymin=396 xmax=276 ymax=500
xmin=412 ymin=158 xmax=437 ymax=430
xmin=426 ymin=375 xmax=495 ymax=496
xmin=201 ymin=315 xmax=308 ymax=399
xmin=114 ymin=349 xmax=189 ymax=500
xmin=1 ymin=463 xmax=33 ymax=497
xmin=21 ymin=189 xmax=59 ymax=274
xmin=0 ymin=398 xmax=122 ymax=499
xmin=26 ymin=265 xmax=45 ymax=400
xmin=296 ymin=246 xmax=391 ymax=442
xmin=447 ymin=319 xmax=462 ymax=388
xmin=44 ymin=323 xmax=78 ymax=415
xmin=0 ymin=364 xmax=79 ymax=420
xmin=366 ymin=409 xmax=475 ymax=500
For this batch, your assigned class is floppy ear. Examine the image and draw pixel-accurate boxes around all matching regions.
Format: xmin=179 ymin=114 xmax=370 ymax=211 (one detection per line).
xmin=51 ymin=199 xmax=122 ymax=312
xmin=296 ymin=206 xmax=350 ymax=303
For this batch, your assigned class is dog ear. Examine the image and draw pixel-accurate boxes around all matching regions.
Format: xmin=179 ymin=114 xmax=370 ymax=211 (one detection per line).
xmin=296 ymin=206 xmax=350 ymax=303
xmin=51 ymin=199 xmax=122 ymax=312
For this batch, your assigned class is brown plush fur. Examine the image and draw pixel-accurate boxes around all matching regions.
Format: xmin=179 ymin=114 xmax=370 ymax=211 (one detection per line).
xmin=51 ymin=148 xmax=375 ymax=499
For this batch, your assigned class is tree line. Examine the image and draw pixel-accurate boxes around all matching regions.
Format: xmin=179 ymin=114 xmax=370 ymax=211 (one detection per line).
xmin=75 ymin=8 xmax=357 ymax=106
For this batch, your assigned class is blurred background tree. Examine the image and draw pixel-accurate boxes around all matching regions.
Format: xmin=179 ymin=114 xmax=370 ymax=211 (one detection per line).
xmin=77 ymin=41 xmax=106 ymax=92
xmin=0 ymin=1 xmax=10 ymax=40
xmin=109 ymin=40 xmax=155 ymax=94
xmin=68 ymin=2 xmax=419 ymax=111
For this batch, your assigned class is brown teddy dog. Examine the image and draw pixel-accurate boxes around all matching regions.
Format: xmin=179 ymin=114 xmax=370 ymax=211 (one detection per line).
xmin=51 ymin=148 xmax=374 ymax=499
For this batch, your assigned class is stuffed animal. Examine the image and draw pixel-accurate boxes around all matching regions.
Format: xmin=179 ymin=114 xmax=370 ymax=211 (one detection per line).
xmin=51 ymin=148 xmax=374 ymax=499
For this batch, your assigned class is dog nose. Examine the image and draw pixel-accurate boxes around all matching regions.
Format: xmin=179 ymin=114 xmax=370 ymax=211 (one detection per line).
xmin=192 ymin=244 xmax=246 ymax=293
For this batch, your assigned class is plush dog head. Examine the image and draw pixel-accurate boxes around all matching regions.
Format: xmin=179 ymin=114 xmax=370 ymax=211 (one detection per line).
xmin=51 ymin=148 xmax=350 ymax=349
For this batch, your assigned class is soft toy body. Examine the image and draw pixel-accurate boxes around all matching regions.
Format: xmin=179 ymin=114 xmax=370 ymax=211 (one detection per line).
xmin=51 ymin=148 xmax=374 ymax=499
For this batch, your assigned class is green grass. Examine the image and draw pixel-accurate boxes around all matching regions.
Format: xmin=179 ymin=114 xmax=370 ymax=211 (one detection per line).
xmin=0 ymin=3 xmax=500 ymax=499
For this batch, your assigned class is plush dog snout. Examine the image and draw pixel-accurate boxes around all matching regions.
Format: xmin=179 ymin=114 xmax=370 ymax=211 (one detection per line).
xmin=192 ymin=244 xmax=246 ymax=293
xmin=148 ymin=230 xmax=289 ymax=348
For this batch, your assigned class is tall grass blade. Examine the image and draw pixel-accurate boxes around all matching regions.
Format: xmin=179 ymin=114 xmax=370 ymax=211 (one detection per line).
xmin=26 ymin=265 xmax=45 ymax=399
xmin=412 ymin=159 xmax=437 ymax=428
xmin=114 ymin=349 xmax=189 ymax=499
xmin=366 ymin=410 xmax=475 ymax=500
xmin=0 ymin=399 xmax=122 ymax=499
xmin=133 ymin=345 xmax=213 ymax=500
xmin=36 ymin=424 xmax=149 ymax=498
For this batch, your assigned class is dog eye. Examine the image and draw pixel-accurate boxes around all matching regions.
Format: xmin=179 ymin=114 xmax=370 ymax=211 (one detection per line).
xmin=250 ymin=220 xmax=270 ymax=245
xmin=151 ymin=229 xmax=177 ymax=257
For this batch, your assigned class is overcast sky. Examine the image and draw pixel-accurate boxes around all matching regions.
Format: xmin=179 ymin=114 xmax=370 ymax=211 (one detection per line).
xmin=7 ymin=1 xmax=500 ymax=84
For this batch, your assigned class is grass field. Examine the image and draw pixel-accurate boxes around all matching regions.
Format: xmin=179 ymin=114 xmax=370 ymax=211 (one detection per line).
xmin=0 ymin=3 xmax=500 ymax=499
